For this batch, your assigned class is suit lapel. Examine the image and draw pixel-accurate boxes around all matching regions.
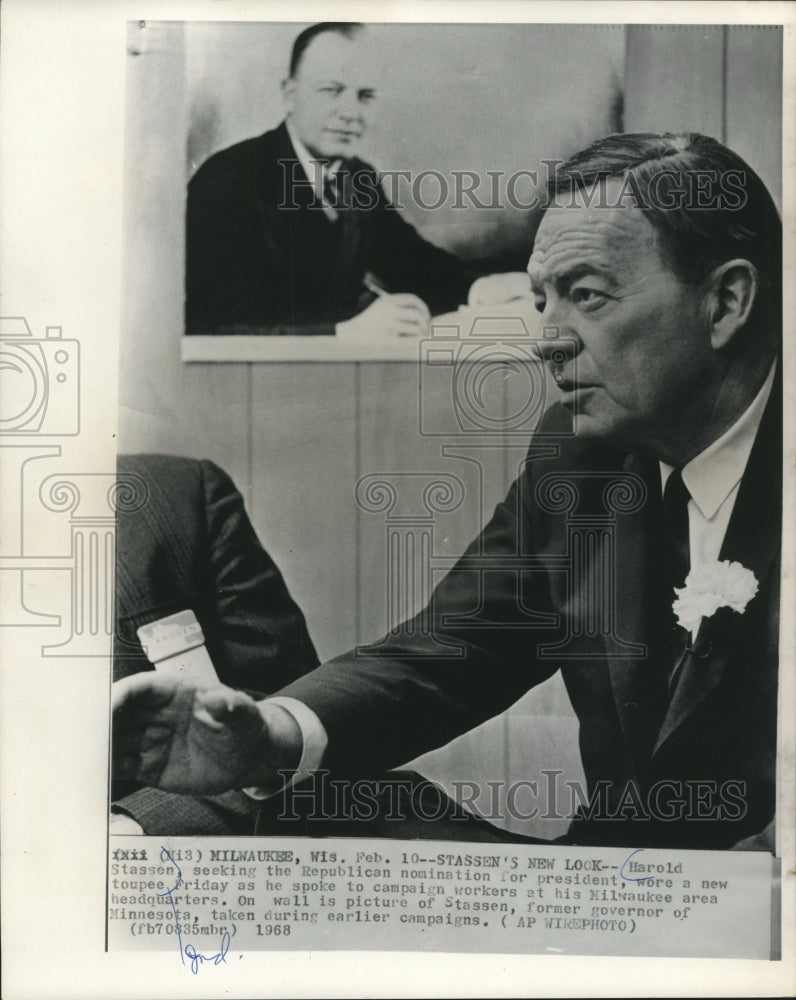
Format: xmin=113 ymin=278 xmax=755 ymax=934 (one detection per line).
xmin=259 ymin=126 xmax=365 ymax=315
xmin=653 ymin=373 xmax=782 ymax=754
xmin=606 ymin=452 xmax=672 ymax=769
xmin=257 ymin=123 xmax=343 ymax=242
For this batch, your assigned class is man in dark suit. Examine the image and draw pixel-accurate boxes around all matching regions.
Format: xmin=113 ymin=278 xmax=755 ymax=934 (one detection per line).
xmin=185 ymin=21 xmax=527 ymax=337
xmin=118 ymin=132 xmax=782 ymax=850
xmin=111 ymin=454 xmax=319 ymax=834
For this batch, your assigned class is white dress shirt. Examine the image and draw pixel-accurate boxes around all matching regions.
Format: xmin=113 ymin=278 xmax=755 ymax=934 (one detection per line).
xmin=659 ymin=362 xmax=775 ymax=573
xmin=273 ymin=362 xmax=776 ymax=779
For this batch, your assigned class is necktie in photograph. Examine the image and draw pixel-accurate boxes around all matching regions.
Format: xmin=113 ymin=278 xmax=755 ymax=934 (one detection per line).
xmin=663 ymin=467 xmax=690 ymax=592
xmin=323 ymin=164 xmax=347 ymax=219
xmin=663 ymin=468 xmax=692 ymax=693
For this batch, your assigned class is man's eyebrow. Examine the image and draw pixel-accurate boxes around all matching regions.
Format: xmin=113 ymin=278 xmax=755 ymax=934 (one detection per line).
xmin=529 ymin=261 xmax=619 ymax=292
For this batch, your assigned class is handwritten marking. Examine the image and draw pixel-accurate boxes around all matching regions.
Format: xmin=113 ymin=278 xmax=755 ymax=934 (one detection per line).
xmin=158 ymin=845 xmax=240 ymax=973
xmin=184 ymin=931 xmax=231 ymax=974
xmin=619 ymin=848 xmax=649 ymax=882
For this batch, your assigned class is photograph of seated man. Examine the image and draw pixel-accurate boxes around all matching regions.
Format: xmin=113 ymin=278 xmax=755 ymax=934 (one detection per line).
xmin=185 ymin=22 xmax=528 ymax=339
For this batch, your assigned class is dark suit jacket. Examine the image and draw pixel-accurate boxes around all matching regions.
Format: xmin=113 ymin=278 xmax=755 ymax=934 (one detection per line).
xmin=185 ymin=122 xmax=475 ymax=335
xmin=279 ymin=383 xmax=781 ymax=849
xmin=112 ymin=454 xmax=319 ymax=833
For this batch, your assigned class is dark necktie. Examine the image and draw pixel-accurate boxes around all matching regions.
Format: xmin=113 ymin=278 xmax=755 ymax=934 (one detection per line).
xmin=662 ymin=468 xmax=692 ymax=693
xmin=663 ymin=467 xmax=690 ymax=592
xmin=323 ymin=166 xmax=348 ymax=216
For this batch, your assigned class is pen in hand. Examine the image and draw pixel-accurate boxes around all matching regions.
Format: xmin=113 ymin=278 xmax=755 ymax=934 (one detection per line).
xmin=336 ymin=272 xmax=430 ymax=338
xmin=363 ymin=272 xmax=389 ymax=298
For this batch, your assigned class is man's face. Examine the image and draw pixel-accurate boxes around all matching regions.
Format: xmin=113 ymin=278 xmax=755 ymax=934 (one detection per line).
xmin=528 ymin=181 xmax=713 ymax=455
xmin=283 ymin=31 xmax=377 ymax=160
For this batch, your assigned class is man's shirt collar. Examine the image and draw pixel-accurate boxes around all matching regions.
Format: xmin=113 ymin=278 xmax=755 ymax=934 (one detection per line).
xmin=285 ymin=121 xmax=342 ymax=187
xmin=660 ymin=360 xmax=776 ymax=520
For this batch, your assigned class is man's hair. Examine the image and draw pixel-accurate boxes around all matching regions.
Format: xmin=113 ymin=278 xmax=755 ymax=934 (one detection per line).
xmin=289 ymin=22 xmax=364 ymax=79
xmin=547 ymin=132 xmax=782 ymax=337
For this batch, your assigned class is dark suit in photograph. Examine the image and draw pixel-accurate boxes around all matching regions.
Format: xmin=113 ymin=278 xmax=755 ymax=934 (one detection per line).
xmin=277 ymin=377 xmax=781 ymax=850
xmin=185 ymin=122 xmax=475 ymax=335
xmin=112 ymin=453 xmax=319 ymax=833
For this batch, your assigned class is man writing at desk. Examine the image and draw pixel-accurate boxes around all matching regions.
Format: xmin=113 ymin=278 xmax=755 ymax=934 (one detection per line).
xmin=186 ymin=21 xmax=526 ymax=338
xmin=124 ymin=131 xmax=782 ymax=850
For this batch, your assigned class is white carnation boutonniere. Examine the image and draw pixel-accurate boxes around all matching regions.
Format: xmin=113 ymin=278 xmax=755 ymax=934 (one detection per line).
xmin=672 ymin=560 xmax=759 ymax=634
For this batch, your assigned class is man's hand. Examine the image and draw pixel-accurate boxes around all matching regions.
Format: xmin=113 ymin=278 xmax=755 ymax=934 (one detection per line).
xmin=112 ymin=673 xmax=301 ymax=795
xmin=468 ymin=272 xmax=529 ymax=306
xmin=336 ymin=292 xmax=430 ymax=339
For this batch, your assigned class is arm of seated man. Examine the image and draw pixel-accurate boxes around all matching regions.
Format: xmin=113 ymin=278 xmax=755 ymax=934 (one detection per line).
xmin=240 ymin=696 xmax=327 ymax=799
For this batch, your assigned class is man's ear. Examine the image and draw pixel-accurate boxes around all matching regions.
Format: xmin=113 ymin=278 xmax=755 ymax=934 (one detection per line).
xmin=704 ymin=259 xmax=758 ymax=351
xmin=282 ymin=77 xmax=296 ymax=114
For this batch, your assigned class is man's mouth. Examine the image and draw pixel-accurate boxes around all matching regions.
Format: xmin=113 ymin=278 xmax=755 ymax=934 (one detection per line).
xmin=553 ymin=376 xmax=596 ymax=393
xmin=326 ymin=128 xmax=362 ymax=140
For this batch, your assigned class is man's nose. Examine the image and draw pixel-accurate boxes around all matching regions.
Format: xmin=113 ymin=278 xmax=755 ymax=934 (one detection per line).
xmin=535 ymin=329 xmax=582 ymax=366
xmin=336 ymin=100 xmax=365 ymax=124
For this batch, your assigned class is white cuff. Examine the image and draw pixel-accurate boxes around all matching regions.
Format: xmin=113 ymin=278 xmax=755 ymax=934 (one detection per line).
xmin=110 ymin=811 xmax=145 ymax=835
xmin=241 ymin=696 xmax=328 ymax=800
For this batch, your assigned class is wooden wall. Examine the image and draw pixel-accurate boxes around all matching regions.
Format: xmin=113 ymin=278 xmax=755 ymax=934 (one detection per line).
xmin=625 ymin=24 xmax=782 ymax=207
xmin=119 ymin=23 xmax=783 ymax=838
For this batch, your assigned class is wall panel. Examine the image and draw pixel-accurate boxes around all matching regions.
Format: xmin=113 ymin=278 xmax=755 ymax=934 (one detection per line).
xmin=249 ymin=363 xmax=359 ymax=662
xmin=726 ymin=25 xmax=783 ymax=208
xmin=119 ymin=23 xmax=250 ymax=485
xmin=624 ymin=25 xmax=725 ymax=137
